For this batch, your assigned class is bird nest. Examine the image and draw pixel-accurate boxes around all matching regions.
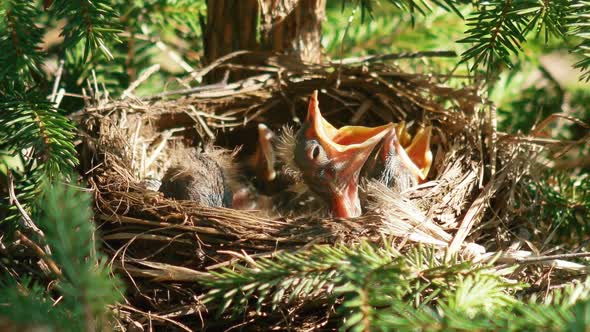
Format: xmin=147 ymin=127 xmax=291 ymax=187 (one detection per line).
xmin=76 ymin=52 xmax=550 ymax=330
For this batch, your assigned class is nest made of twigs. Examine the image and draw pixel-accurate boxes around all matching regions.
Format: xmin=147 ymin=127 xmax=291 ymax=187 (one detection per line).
xmin=76 ymin=52 xmax=544 ymax=330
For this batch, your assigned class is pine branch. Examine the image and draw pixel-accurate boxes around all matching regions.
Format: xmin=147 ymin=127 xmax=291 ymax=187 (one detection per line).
xmin=569 ymin=1 xmax=590 ymax=81
xmin=53 ymin=0 xmax=121 ymax=61
xmin=518 ymin=0 xmax=570 ymax=42
xmin=201 ymin=243 xmax=520 ymax=331
xmin=0 ymin=100 xmax=78 ymax=177
xmin=200 ymin=241 xmax=590 ymax=330
xmin=0 ymin=99 xmax=78 ymax=225
xmin=334 ymin=244 xmax=409 ymax=332
xmin=0 ymin=277 xmax=67 ymax=330
xmin=202 ymin=245 xmax=348 ymax=316
xmin=460 ymin=0 xmax=584 ymax=78
xmin=57 ymin=1 xmax=205 ymax=98
xmin=36 ymin=178 xmax=122 ymax=329
xmin=442 ymin=274 xmax=518 ymax=317
xmin=0 ymin=1 xmax=45 ymax=93
xmin=0 ymin=178 xmax=122 ymax=331
xmin=527 ymin=171 xmax=590 ymax=243
xmin=459 ymin=0 xmax=528 ymax=74
xmin=386 ymin=0 xmax=463 ymax=19
xmin=348 ymin=277 xmax=590 ymax=331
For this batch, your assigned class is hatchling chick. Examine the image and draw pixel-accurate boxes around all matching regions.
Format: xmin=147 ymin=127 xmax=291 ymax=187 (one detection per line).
xmin=159 ymin=146 xmax=235 ymax=208
xmin=277 ymin=90 xmax=433 ymax=218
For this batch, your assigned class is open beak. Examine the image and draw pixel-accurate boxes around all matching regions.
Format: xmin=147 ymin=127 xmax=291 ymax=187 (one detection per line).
xmin=395 ymin=121 xmax=412 ymax=147
xmin=254 ymin=123 xmax=277 ymax=182
xmin=306 ymin=91 xmax=394 ymax=155
xmin=405 ymin=126 xmax=432 ymax=181
xmin=305 ymin=91 xmax=393 ymax=217
xmin=381 ymin=124 xmax=432 ymax=182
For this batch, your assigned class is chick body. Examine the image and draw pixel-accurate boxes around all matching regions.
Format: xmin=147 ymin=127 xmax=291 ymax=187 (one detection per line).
xmin=159 ymin=147 xmax=233 ymax=207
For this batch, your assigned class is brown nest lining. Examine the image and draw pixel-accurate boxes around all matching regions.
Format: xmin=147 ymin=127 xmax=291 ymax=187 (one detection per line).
xmin=77 ymin=53 xmax=554 ymax=329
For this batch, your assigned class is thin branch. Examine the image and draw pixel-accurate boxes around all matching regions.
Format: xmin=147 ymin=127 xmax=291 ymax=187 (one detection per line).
xmin=7 ymin=171 xmax=44 ymax=237
xmin=142 ymin=72 xmax=230 ymax=101
xmin=516 ymin=252 xmax=590 ymax=264
xmin=331 ymin=51 xmax=457 ymax=65
xmin=15 ymin=230 xmax=62 ymax=277
xmin=50 ymin=59 xmax=65 ymax=103
xmin=117 ymin=304 xmax=193 ymax=332
xmin=121 ymin=64 xmax=160 ymax=99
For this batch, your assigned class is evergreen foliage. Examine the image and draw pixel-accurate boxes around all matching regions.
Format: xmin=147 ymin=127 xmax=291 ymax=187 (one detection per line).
xmin=570 ymin=1 xmax=590 ymax=81
xmin=0 ymin=0 xmax=588 ymax=330
xmin=0 ymin=2 xmax=45 ymax=93
xmin=0 ymin=277 xmax=66 ymax=329
xmin=0 ymin=100 xmax=77 ymax=177
xmin=0 ymin=99 xmax=78 ymax=223
xmin=0 ymin=0 xmax=120 ymax=224
xmin=203 ymin=242 xmax=590 ymax=331
xmin=458 ymin=0 xmax=590 ymax=80
xmin=53 ymin=0 xmax=121 ymax=61
xmin=0 ymin=178 xmax=121 ymax=330
xmin=526 ymin=171 xmax=590 ymax=243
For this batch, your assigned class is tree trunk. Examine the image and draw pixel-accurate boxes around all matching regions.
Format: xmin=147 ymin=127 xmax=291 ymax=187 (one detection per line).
xmin=202 ymin=0 xmax=259 ymax=80
xmin=203 ymin=0 xmax=326 ymax=73
xmin=259 ymin=0 xmax=326 ymax=64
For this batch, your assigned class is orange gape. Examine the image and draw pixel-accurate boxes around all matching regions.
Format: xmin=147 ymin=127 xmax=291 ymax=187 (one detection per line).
xmin=293 ymin=90 xmax=433 ymax=218
xmin=398 ymin=124 xmax=433 ymax=182
xmin=294 ymin=91 xmax=393 ymax=218
xmin=306 ymin=92 xmax=433 ymax=178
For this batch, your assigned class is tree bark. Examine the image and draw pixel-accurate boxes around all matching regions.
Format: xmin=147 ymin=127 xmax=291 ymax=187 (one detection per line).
xmin=202 ymin=0 xmax=259 ymax=80
xmin=203 ymin=0 xmax=326 ymax=71
xmin=259 ymin=0 xmax=326 ymax=64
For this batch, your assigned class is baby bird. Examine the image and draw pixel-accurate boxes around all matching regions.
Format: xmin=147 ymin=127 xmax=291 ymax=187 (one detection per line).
xmin=158 ymin=124 xmax=280 ymax=211
xmin=279 ymin=91 xmax=433 ymax=218
xmin=363 ymin=123 xmax=432 ymax=192
xmin=230 ymin=123 xmax=279 ymax=210
xmin=159 ymin=146 xmax=234 ymax=207
xmin=280 ymin=91 xmax=393 ymax=218
xmin=244 ymin=124 xmax=280 ymax=192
